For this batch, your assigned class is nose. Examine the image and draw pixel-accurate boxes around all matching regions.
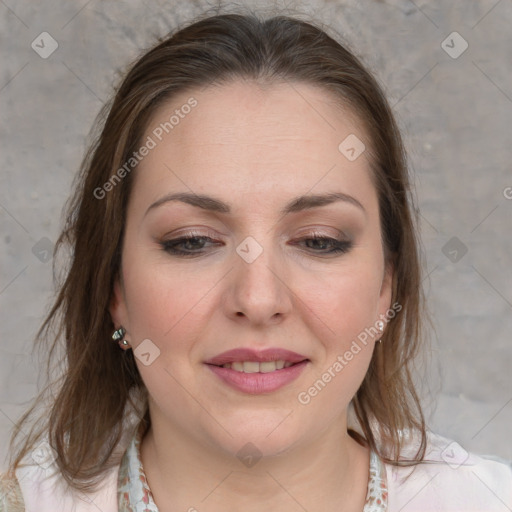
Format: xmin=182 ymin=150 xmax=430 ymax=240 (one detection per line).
xmin=224 ymin=236 xmax=293 ymax=326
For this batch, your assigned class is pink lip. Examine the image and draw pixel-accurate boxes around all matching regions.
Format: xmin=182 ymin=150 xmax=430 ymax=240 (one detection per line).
xmin=204 ymin=348 xmax=309 ymax=395
xmin=204 ymin=348 xmax=308 ymax=366
xmin=206 ymin=360 xmax=309 ymax=394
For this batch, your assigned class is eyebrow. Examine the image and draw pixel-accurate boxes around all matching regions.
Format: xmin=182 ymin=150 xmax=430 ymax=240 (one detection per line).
xmin=144 ymin=191 xmax=366 ymax=217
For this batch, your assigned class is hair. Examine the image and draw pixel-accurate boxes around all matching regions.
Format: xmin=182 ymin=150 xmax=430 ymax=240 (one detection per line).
xmin=8 ymin=9 xmax=429 ymax=492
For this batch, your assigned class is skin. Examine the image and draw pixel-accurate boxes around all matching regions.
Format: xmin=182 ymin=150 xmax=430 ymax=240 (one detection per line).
xmin=110 ymin=79 xmax=393 ymax=512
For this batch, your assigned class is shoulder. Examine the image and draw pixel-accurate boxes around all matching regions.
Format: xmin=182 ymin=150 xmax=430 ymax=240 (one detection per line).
xmin=2 ymin=432 xmax=124 ymax=512
xmin=11 ymin=457 xmax=120 ymax=512
xmin=2 ymin=396 xmax=143 ymax=512
xmin=384 ymin=430 xmax=512 ymax=511
xmin=0 ymin=471 xmax=25 ymax=512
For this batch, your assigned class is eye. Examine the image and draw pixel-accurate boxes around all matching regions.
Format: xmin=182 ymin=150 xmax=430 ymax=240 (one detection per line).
xmin=160 ymin=233 xmax=223 ymax=257
xmin=159 ymin=232 xmax=352 ymax=258
xmin=293 ymin=235 xmax=353 ymax=255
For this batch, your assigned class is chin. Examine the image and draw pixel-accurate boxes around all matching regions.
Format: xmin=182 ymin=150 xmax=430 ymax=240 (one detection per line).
xmin=204 ymin=410 xmax=303 ymax=459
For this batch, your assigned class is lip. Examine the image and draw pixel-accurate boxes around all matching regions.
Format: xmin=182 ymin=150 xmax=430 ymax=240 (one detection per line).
xmin=204 ymin=348 xmax=308 ymax=366
xmin=206 ymin=360 xmax=309 ymax=394
xmin=204 ymin=348 xmax=309 ymax=395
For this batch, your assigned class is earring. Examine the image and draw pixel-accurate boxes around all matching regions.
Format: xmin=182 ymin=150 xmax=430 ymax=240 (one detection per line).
xmin=376 ymin=320 xmax=385 ymax=344
xmin=112 ymin=326 xmax=131 ymax=349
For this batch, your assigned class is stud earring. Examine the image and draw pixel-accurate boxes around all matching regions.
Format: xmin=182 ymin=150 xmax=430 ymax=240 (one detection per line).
xmin=376 ymin=320 xmax=385 ymax=344
xmin=112 ymin=326 xmax=131 ymax=349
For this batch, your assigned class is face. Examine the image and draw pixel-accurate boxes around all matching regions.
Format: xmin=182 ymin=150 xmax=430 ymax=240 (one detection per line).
xmin=110 ymin=80 xmax=393 ymax=457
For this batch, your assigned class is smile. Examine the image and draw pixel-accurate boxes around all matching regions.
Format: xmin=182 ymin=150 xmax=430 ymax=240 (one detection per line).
xmin=204 ymin=347 xmax=310 ymax=394
xmin=216 ymin=360 xmax=296 ymax=372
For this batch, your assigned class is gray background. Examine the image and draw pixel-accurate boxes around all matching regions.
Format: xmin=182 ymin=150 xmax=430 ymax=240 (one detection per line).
xmin=1 ymin=0 xmax=511 ymax=471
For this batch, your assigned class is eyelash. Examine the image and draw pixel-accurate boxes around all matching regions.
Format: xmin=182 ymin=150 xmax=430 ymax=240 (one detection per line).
xmin=160 ymin=233 xmax=353 ymax=257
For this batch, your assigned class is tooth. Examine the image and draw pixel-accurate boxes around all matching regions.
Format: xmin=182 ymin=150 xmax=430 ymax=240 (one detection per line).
xmin=243 ymin=361 xmax=260 ymax=373
xmin=260 ymin=361 xmax=277 ymax=373
xmin=225 ymin=360 xmax=293 ymax=373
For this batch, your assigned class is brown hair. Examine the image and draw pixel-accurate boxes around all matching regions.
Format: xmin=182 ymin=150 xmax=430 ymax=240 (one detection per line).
xmin=8 ymin=10 xmax=428 ymax=492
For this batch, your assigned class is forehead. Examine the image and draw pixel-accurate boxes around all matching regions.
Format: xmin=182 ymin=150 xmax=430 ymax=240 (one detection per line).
xmin=131 ymin=80 xmax=374 ymax=212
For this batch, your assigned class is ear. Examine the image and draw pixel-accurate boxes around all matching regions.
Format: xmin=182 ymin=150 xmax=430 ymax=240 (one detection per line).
xmin=109 ymin=275 xmax=129 ymax=331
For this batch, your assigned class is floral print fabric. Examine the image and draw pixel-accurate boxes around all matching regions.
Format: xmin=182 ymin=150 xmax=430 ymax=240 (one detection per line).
xmin=118 ymin=421 xmax=157 ymax=511
xmin=364 ymin=450 xmax=388 ymax=511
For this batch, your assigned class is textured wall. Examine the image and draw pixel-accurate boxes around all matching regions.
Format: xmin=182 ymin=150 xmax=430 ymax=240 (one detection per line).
xmin=1 ymin=0 xmax=511 ymax=472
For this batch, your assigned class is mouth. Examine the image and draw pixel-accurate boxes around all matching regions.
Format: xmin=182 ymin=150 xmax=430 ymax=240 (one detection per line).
xmin=204 ymin=348 xmax=310 ymax=394
xmin=211 ymin=360 xmax=303 ymax=373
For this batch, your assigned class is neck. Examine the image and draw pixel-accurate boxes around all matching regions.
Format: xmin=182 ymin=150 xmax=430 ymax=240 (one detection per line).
xmin=140 ymin=409 xmax=371 ymax=512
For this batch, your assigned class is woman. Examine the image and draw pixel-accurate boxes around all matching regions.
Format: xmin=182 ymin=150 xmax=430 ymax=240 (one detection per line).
xmin=1 ymin=11 xmax=511 ymax=512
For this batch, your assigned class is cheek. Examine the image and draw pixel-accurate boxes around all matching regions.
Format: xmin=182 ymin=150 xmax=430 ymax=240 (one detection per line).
xmin=297 ymin=261 xmax=383 ymax=344
xmin=121 ymin=250 xmax=212 ymax=345
xmin=294 ymin=269 xmax=379 ymax=417
xmin=121 ymin=253 xmax=211 ymax=411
